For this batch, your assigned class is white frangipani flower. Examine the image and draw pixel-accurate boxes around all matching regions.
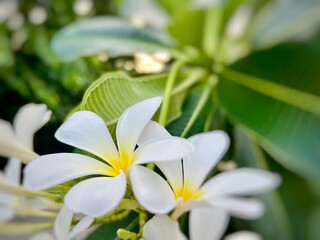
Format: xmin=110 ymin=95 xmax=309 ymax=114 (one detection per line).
xmin=142 ymin=214 xmax=262 ymax=240
xmin=30 ymin=206 xmax=94 ymax=240
xmin=130 ymin=121 xmax=281 ymax=220
xmin=24 ymin=97 xmax=194 ymax=217
xmin=0 ymin=104 xmax=51 ymax=222
xmin=0 ymin=103 xmax=51 ymax=163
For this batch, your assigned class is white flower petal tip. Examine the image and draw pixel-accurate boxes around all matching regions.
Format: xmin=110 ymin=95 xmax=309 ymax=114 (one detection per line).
xmin=225 ymin=231 xmax=262 ymax=240
xmin=65 ymin=172 xmax=126 ymax=217
xmin=143 ymin=215 xmax=187 ymax=240
xmin=23 ymin=153 xmax=111 ymax=191
xmin=129 ymin=165 xmax=179 ymax=214
xmin=13 ymin=103 xmax=51 ymax=148
xmin=138 ymin=120 xmax=170 ymax=145
xmin=210 ymin=197 xmax=265 ymax=220
xmin=133 ymin=137 xmax=194 ymax=165
xmin=54 ymin=111 xmax=119 ymax=162
xmin=116 ymin=97 xmax=162 ymax=157
xmin=202 ymin=168 xmax=282 ymax=199
xmin=183 ymin=130 xmax=230 ymax=189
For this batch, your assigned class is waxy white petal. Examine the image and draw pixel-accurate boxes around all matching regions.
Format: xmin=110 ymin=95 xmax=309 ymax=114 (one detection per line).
xmin=130 ymin=165 xmax=179 ymax=214
xmin=69 ymin=215 xmax=94 ymax=239
xmin=209 ymin=197 xmax=265 ymax=219
xmin=55 ymin=206 xmax=73 ymax=240
xmin=143 ymin=215 xmax=187 ymax=240
xmin=133 ymin=137 xmax=194 ymax=165
xmin=55 ymin=111 xmax=119 ymax=164
xmin=138 ymin=121 xmax=184 ymax=192
xmin=116 ymin=97 xmax=161 ymax=158
xmin=225 ymin=231 xmax=262 ymax=240
xmin=156 ymin=160 xmax=183 ymax=195
xmin=24 ymin=153 xmax=113 ymax=190
xmin=201 ymin=168 xmax=281 ymax=199
xmin=4 ymin=158 xmax=21 ymax=185
xmin=0 ymin=132 xmax=38 ymax=163
xmin=138 ymin=120 xmax=170 ymax=145
xmin=65 ymin=173 xmax=126 ymax=217
xmin=190 ymin=208 xmax=229 ymax=240
xmin=184 ymin=131 xmax=229 ymax=189
xmin=13 ymin=103 xmax=51 ymax=149
xmin=0 ymin=119 xmax=15 ymax=136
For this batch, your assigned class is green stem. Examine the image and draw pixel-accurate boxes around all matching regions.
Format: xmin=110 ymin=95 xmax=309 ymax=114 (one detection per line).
xmin=180 ymin=80 xmax=213 ymax=137
xmin=158 ymin=60 xmax=186 ymax=125
xmin=172 ymin=68 xmax=206 ymax=95
xmin=221 ymin=67 xmax=320 ymax=115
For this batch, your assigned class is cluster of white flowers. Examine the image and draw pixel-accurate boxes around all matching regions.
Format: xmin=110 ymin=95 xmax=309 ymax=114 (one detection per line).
xmin=0 ymin=97 xmax=281 ymax=240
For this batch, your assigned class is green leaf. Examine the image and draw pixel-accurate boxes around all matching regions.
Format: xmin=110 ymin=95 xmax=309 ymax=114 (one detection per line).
xmin=168 ymin=10 xmax=205 ymax=49
xmin=0 ymin=30 xmax=14 ymax=67
xmin=86 ymin=212 xmax=138 ymax=240
xmin=217 ymin=42 xmax=320 ymax=181
xmin=249 ymin=0 xmax=320 ymax=49
xmin=51 ymin=16 xmax=173 ymax=61
xmin=167 ymin=84 xmax=211 ymax=137
xmin=233 ymin=128 xmax=293 ymax=240
xmin=79 ymin=72 xmax=187 ymax=134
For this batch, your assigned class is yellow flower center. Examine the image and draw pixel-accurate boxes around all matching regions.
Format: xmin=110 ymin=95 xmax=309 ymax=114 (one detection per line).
xmin=107 ymin=151 xmax=132 ymax=177
xmin=175 ymin=181 xmax=203 ymax=203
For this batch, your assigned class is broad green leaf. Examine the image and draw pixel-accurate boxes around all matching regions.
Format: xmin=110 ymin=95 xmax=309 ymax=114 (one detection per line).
xmin=167 ymin=84 xmax=211 ymax=137
xmin=249 ymin=0 xmax=320 ymax=49
xmin=233 ymin=128 xmax=293 ymax=240
xmin=51 ymin=16 xmax=173 ymax=61
xmin=217 ymin=42 xmax=320 ymax=181
xmin=80 ymin=72 xmax=187 ymax=134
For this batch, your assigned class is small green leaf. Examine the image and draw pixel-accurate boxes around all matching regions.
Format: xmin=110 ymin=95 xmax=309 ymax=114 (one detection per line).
xmin=51 ymin=16 xmax=173 ymax=61
xmin=0 ymin=30 xmax=14 ymax=67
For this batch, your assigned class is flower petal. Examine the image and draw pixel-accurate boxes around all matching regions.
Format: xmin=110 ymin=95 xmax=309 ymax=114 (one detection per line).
xmin=184 ymin=131 xmax=229 ymax=190
xmin=209 ymin=197 xmax=265 ymax=219
xmin=13 ymin=103 xmax=51 ymax=149
xmin=225 ymin=231 xmax=262 ymax=240
xmin=54 ymin=206 xmax=73 ymax=240
xmin=132 ymin=137 xmax=194 ymax=165
xmin=23 ymin=153 xmax=113 ymax=190
xmin=189 ymin=208 xmax=229 ymax=240
xmin=143 ymin=215 xmax=187 ymax=240
xmin=129 ymin=165 xmax=179 ymax=214
xmin=0 ymin=119 xmax=15 ymax=136
xmin=0 ymin=204 xmax=15 ymax=222
xmin=65 ymin=173 xmax=126 ymax=217
xmin=0 ymin=131 xmax=38 ymax=163
xmin=138 ymin=121 xmax=184 ymax=193
xmin=69 ymin=215 xmax=94 ymax=239
xmin=156 ymin=160 xmax=183 ymax=195
xmin=4 ymin=158 xmax=21 ymax=185
xmin=55 ymin=111 xmax=119 ymax=164
xmin=138 ymin=120 xmax=170 ymax=145
xmin=116 ymin=97 xmax=162 ymax=158
xmin=201 ymin=168 xmax=281 ymax=198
